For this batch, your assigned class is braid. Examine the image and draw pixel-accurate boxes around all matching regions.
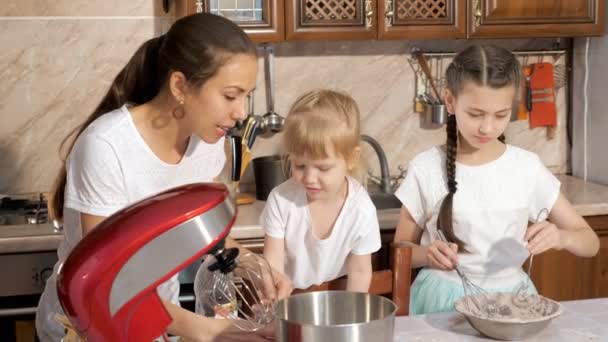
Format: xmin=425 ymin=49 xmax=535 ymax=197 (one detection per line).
xmin=437 ymin=114 xmax=468 ymax=252
xmin=446 ymin=115 xmax=458 ymax=194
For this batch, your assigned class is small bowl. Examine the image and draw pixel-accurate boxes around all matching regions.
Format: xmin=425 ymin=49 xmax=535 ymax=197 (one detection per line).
xmin=454 ymin=293 xmax=562 ymax=341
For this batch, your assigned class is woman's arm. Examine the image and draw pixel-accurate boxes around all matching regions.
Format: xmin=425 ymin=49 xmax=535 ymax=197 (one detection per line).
xmin=393 ymin=206 xmax=458 ymax=270
xmin=346 ymin=253 xmax=372 ymax=292
xmin=526 ymin=193 xmax=600 ymax=257
xmin=164 ymin=300 xmax=229 ymax=341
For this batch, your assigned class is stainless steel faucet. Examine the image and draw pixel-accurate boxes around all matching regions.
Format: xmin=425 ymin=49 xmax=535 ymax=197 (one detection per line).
xmin=361 ymin=134 xmax=391 ymax=193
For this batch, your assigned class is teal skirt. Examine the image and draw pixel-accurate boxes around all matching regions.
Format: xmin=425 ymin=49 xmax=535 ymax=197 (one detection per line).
xmin=410 ymin=268 xmax=538 ymax=315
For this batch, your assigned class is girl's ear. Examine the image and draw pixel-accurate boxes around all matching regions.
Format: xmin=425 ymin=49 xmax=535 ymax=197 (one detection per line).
xmin=347 ymin=146 xmax=361 ymax=171
xmin=444 ymin=88 xmax=456 ymax=114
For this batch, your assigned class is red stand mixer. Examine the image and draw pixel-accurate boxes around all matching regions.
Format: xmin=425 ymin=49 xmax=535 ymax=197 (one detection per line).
xmin=56 ymin=183 xmax=245 ymax=341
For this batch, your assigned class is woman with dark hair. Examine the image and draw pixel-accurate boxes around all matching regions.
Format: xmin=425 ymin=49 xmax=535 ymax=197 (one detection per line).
xmin=393 ymin=45 xmax=599 ymax=315
xmin=36 ymin=13 xmax=291 ymax=341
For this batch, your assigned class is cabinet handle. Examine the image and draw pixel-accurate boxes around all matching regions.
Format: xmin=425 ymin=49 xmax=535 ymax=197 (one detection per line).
xmin=473 ymin=0 xmax=481 ymax=28
xmin=195 ymin=0 xmax=205 ymax=13
xmin=385 ymin=1 xmax=394 ymax=28
xmin=365 ymin=0 xmax=373 ymax=28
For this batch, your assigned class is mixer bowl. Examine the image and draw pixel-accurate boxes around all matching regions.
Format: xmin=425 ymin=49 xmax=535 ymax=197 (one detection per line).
xmin=454 ymin=292 xmax=562 ymax=341
xmin=274 ymin=290 xmax=397 ymax=342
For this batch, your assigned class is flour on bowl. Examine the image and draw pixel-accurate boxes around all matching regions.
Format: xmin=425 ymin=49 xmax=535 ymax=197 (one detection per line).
xmin=457 ymin=292 xmax=561 ymax=323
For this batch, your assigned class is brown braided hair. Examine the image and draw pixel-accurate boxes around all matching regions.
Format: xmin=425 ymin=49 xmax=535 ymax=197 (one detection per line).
xmin=437 ymin=45 xmax=520 ymax=251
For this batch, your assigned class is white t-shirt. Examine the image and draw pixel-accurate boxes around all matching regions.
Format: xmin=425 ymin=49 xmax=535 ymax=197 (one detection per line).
xmin=395 ymin=145 xmax=560 ymax=288
xmin=36 ymin=105 xmax=225 ymax=342
xmin=260 ymin=177 xmax=382 ymax=289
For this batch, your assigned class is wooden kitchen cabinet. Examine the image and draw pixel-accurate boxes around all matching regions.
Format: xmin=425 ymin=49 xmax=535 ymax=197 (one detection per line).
xmin=467 ymin=0 xmax=606 ymax=38
xmin=378 ymin=0 xmax=466 ymax=39
xmin=175 ymin=0 xmax=284 ymax=42
xmin=178 ymin=0 xmax=605 ymax=42
xmin=285 ymin=0 xmax=377 ymax=40
xmin=530 ymin=215 xmax=608 ymax=301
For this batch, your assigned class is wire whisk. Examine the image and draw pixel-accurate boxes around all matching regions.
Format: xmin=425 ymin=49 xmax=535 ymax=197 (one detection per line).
xmin=194 ymin=251 xmax=277 ymax=331
xmin=436 ymin=229 xmax=510 ymax=318
xmin=512 ymin=208 xmax=550 ymax=308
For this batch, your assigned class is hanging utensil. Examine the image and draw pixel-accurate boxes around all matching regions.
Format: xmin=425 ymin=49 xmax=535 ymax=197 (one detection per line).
xmin=260 ymin=45 xmax=284 ymax=135
xmin=413 ymin=51 xmax=441 ymax=104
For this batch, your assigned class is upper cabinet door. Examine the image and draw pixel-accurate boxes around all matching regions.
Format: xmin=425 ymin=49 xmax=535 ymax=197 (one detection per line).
xmin=177 ymin=0 xmax=284 ymax=42
xmin=468 ymin=0 xmax=606 ymax=38
xmin=378 ymin=0 xmax=466 ymax=39
xmin=286 ymin=0 xmax=378 ymax=40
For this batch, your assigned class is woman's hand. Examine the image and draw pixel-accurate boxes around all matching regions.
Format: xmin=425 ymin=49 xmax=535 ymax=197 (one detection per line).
xmin=426 ymin=240 xmax=458 ymax=270
xmin=525 ymin=220 xmax=563 ymax=255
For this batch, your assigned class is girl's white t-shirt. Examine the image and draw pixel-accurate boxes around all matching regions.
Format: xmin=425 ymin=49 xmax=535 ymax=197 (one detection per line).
xmin=36 ymin=105 xmax=226 ymax=341
xmin=260 ymin=177 xmax=382 ymax=289
xmin=395 ymin=145 xmax=561 ymax=288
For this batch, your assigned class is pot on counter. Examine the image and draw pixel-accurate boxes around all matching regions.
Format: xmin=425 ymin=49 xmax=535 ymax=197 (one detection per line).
xmin=252 ymin=155 xmax=287 ymax=201
xmin=274 ymin=291 xmax=397 ymax=342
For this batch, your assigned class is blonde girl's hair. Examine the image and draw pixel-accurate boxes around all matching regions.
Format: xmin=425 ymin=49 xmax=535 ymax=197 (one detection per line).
xmin=282 ymin=89 xmax=364 ymax=183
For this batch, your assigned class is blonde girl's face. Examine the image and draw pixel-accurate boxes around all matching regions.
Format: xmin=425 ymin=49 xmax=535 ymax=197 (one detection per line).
xmin=182 ymin=53 xmax=257 ymax=144
xmin=445 ymin=81 xmax=516 ymax=150
xmin=290 ymin=143 xmax=351 ymax=202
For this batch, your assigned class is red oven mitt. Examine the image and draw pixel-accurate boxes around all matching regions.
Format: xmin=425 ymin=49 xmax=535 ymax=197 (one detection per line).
xmin=529 ymin=62 xmax=557 ymax=128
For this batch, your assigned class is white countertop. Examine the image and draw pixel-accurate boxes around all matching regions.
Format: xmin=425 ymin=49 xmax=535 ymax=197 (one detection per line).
xmin=394 ymin=297 xmax=608 ymax=341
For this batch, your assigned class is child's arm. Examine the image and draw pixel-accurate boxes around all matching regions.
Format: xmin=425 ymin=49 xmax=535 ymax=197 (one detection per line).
xmin=263 ymin=235 xmax=285 ymax=275
xmin=526 ymin=193 xmax=599 ymax=257
xmin=346 ymin=253 xmax=372 ymax=292
xmin=394 ymin=206 xmax=458 ymax=270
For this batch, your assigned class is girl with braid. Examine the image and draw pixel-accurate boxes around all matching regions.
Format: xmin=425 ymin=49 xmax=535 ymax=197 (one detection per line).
xmin=393 ymin=45 xmax=599 ymax=314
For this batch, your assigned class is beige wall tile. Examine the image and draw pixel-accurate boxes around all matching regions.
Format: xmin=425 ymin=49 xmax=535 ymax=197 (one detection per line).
xmin=0 ymin=18 xmax=170 ymax=192
xmin=1 ymin=0 xmax=174 ymax=17
xmin=0 ymin=23 xmax=569 ymax=193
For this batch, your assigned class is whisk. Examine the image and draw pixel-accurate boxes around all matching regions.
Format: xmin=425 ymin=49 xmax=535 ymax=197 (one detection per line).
xmin=512 ymin=208 xmax=550 ymax=308
xmin=194 ymin=248 xmax=277 ymax=331
xmin=436 ymin=229 xmax=509 ymax=317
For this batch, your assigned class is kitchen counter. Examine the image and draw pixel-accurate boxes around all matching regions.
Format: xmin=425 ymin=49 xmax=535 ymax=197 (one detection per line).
xmin=2 ymin=175 xmax=608 ymax=253
xmin=394 ymin=297 xmax=608 ymax=341
xmin=556 ymin=175 xmax=608 ymax=216
xmin=229 ymin=174 xmax=608 ymax=240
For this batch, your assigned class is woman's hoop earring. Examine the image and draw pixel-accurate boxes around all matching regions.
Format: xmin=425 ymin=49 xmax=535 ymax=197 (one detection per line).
xmin=172 ymin=102 xmax=186 ymax=119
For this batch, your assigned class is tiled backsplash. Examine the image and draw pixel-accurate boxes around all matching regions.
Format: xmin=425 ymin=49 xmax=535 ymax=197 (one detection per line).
xmin=0 ymin=1 xmax=569 ymax=193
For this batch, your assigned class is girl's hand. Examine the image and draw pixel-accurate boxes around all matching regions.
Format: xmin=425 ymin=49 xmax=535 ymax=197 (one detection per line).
xmin=270 ymin=268 xmax=293 ymax=300
xmin=426 ymin=240 xmax=458 ymax=270
xmin=525 ymin=220 xmax=564 ymax=255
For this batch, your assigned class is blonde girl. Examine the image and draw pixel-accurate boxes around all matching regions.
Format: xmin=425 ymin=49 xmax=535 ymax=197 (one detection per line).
xmin=261 ymin=89 xmax=382 ymax=292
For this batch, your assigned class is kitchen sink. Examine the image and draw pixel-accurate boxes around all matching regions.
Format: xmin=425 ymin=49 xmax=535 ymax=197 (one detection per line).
xmin=369 ymin=192 xmax=401 ymax=210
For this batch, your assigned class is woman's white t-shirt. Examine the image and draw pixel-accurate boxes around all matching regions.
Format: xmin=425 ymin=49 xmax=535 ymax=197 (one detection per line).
xmin=395 ymin=145 xmax=561 ymax=288
xmin=260 ymin=177 xmax=382 ymax=289
xmin=36 ymin=105 xmax=226 ymax=341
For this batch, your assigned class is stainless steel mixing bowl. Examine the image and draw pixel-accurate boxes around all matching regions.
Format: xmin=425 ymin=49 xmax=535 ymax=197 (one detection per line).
xmin=274 ymin=290 xmax=397 ymax=342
